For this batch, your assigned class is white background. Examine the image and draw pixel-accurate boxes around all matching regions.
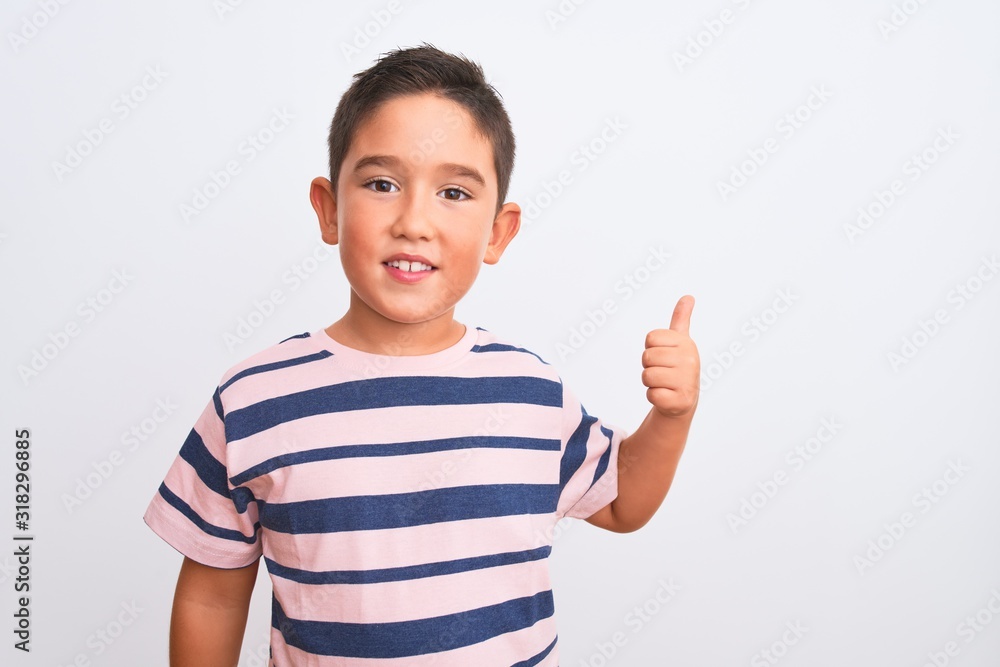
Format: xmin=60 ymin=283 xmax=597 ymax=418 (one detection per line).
xmin=3 ymin=1 xmax=999 ymax=665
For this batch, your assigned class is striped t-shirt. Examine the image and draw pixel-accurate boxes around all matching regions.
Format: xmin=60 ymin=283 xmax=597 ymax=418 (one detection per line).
xmin=143 ymin=323 xmax=626 ymax=666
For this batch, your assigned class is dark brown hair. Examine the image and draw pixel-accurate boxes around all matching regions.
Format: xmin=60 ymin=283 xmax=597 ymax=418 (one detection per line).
xmin=327 ymin=43 xmax=516 ymax=215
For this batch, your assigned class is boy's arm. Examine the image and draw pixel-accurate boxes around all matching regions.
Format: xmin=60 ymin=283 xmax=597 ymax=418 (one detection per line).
xmin=586 ymin=409 xmax=693 ymax=533
xmin=170 ymin=555 xmax=259 ymax=667
xmin=586 ymin=296 xmax=699 ymax=534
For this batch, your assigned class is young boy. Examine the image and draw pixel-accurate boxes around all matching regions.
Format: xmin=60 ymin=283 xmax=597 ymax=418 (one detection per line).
xmin=143 ymin=43 xmax=699 ymax=667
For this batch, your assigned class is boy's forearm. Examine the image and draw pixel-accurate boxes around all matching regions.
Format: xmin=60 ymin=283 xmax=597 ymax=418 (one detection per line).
xmin=170 ymin=596 xmax=251 ymax=667
xmin=169 ymin=557 xmax=258 ymax=667
xmin=609 ymin=407 xmax=692 ymax=532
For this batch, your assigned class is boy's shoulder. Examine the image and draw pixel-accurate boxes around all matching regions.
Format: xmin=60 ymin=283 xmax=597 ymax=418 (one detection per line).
xmin=215 ymin=330 xmax=328 ymax=391
xmin=473 ymin=326 xmax=573 ymax=384
xmin=472 ymin=326 xmax=558 ymax=372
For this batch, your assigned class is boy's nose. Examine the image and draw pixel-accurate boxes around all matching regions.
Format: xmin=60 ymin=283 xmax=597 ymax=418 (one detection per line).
xmin=391 ymin=192 xmax=434 ymax=240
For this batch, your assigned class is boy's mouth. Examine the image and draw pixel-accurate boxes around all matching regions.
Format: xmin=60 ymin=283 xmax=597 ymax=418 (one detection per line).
xmin=383 ymin=259 xmax=436 ymax=272
xmin=382 ymin=256 xmax=437 ymax=272
xmin=382 ymin=259 xmax=436 ymax=284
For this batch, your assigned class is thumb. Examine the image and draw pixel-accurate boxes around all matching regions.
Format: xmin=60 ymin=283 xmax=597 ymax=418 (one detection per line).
xmin=669 ymin=295 xmax=694 ymax=336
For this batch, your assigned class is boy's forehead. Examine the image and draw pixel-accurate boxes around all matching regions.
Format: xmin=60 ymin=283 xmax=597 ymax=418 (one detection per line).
xmin=371 ymin=91 xmax=469 ymax=127
xmin=345 ymin=94 xmax=496 ymax=183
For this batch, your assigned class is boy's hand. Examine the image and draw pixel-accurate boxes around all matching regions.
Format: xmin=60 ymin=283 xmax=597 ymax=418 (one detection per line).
xmin=641 ymin=295 xmax=700 ymax=420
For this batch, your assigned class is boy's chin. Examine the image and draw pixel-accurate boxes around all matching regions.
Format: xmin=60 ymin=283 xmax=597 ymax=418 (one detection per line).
xmin=384 ymin=313 xmax=456 ymax=327
xmin=367 ymin=306 xmax=457 ymax=327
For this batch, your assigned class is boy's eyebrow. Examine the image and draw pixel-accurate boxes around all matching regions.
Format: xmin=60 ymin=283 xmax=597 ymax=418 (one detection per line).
xmin=352 ymin=154 xmax=401 ymax=173
xmin=353 ymin=154 xmax=486 ymax=188
xmin=439 ymin=162 xmax=486 ymax=188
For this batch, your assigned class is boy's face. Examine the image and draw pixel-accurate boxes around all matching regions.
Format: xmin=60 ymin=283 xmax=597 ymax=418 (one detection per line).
xmin=311 ymin=92 xmax=520 ymax=337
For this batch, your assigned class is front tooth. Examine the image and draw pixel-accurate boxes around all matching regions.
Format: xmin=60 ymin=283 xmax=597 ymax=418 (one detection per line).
xmin=398 ymin=260 xmax=411 ymax=272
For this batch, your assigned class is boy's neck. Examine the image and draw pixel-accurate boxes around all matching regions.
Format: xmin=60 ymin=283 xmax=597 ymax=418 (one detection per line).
xmin=325 ymin=309 xmax=467 ymax=357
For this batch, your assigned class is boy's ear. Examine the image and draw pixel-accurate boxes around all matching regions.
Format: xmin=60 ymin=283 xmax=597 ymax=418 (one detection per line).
xmin=310 ymin=177 xmax=339 ymax=245
xmin=483 ymin=202 xmax=521 ymax=265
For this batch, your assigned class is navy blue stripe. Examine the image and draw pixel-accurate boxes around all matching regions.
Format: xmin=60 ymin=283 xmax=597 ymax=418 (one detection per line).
xmin=512 ymin=637 xmax=558 ymax=667
xmin=472 ymin=342 xmax=550 ymax=365
xmin=259 ymin=484 xmax=559 ymax=534
xmin=220 ymin=351 xmax=333 ymax=393
xmin=271 ymin=589 xmax=554 ymax=658
xmin=264 ymin=545 xmax=551 ymax=585
xmin=178 ymin=428 xmax=231 ymax=499
xmin=157 ymin=482 xmax=259 ymax=544
xmin=279 ymin=332 xmax=311 ymax=343
xmin=230 ymin=435 xmax=560 ymax=486
xmin=230 ymin=486 xmax=258 ymax=514
xmin=212 ymin=386 xmax=224 ymax=421
xmin=590 ymin=424 xmax=614 ymax=487
xmin=226 ymin=375 xmax=561 ymax=442
xmin=560 ymin=404 xmax=597 ymax=491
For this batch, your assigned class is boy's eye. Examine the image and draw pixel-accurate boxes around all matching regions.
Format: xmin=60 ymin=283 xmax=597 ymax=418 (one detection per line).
xmin=440 ymin=188 xmax=470 ymax=201
xmin=364 ymin=178 xmax=398 ymax=193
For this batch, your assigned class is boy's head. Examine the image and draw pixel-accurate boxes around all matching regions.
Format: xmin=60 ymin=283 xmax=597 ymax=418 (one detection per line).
xmin=309 ymin=44 xmax=522 ymax=339
xmin=326 ymin=43 xmax=516 ymax=216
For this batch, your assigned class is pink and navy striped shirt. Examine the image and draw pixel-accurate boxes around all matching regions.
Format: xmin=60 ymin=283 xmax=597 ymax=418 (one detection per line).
xmin=143 ymin=324 xmax=626 ymax=666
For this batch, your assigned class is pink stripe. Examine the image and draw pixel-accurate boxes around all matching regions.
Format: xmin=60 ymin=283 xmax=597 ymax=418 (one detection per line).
xmin=218 ymin=336 xmax=318 ymax=390
xmin=566 ymin=446 xmax=620 ymax=519
xmin=228 ymin=401 xmax=560 ymax=471
xmin=192 ymin=398 xmax=225 ymax=453
xmin=253 ymin=447 xmax=557 ymax=502
xmin=271 ymin=556 xmax=550 ymax=622
xmin=263 ymin=514 xmax=558 ymax=573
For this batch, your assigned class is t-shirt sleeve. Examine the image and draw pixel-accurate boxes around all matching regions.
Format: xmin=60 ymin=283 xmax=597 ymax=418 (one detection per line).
xmin=555 ymin=378 xmax=629 ymax=520
xmin=142 ymin=386 xmax=262 ymax=569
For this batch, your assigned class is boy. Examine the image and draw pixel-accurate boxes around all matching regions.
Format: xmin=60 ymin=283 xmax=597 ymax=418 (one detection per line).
xmin=143 ymin=43 xmax=699 ymax=666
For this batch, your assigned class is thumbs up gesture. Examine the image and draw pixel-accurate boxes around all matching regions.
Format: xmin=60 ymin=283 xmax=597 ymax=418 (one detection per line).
xmin=642 ymin=295 xmax=700 ymax=420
